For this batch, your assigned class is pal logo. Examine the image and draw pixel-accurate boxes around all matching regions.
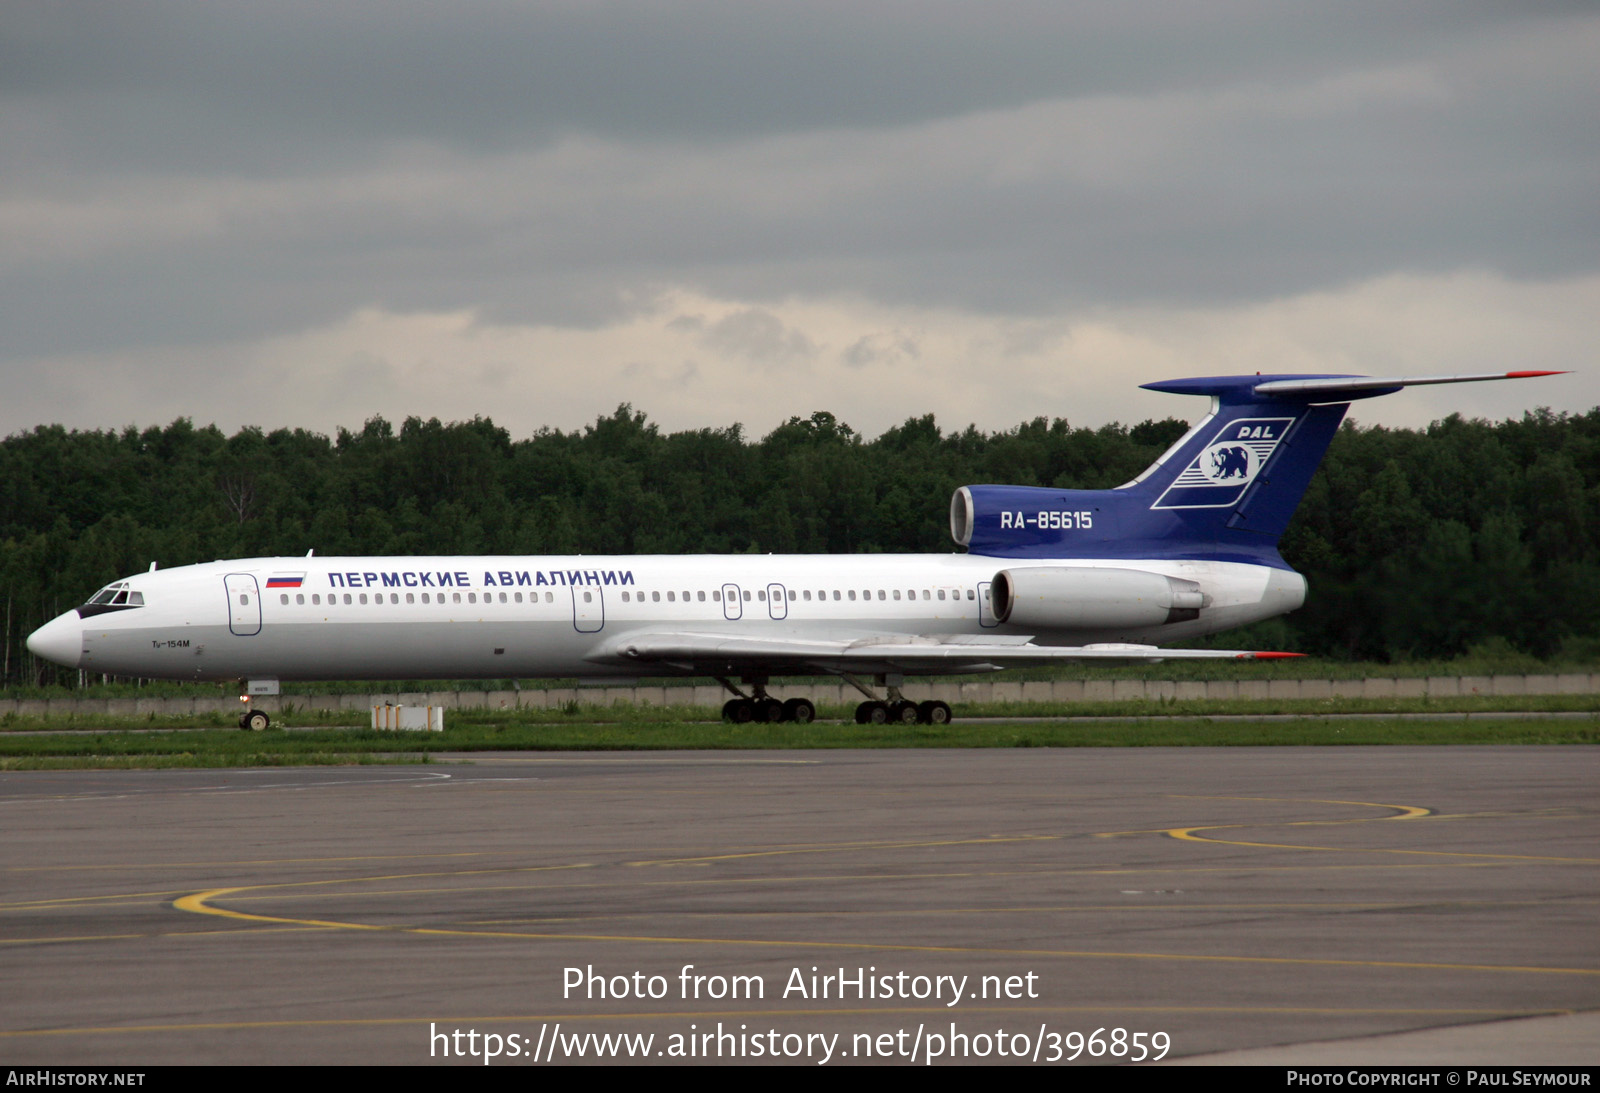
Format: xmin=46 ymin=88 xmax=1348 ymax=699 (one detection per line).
xmin=1153 ymin=417 xmax=1294 ymax=509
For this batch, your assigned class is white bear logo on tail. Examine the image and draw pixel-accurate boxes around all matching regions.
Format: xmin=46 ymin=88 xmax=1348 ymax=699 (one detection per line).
xmin=1204 ymin=443 xmax=1255 ymax=483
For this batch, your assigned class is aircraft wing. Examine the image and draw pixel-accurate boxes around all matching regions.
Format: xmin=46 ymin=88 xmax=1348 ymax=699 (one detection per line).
xmin=585 ymin=631 xmax=1299 ymax=675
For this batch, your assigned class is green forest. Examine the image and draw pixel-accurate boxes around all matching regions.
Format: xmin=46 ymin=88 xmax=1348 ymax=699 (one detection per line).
xmin=3 ymin=402 xmax=1598 ymax=687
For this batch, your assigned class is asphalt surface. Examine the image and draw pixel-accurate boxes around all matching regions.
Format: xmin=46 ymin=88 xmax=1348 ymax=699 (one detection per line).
xmin=2 ymin=748 xmax=1596 ymax=1066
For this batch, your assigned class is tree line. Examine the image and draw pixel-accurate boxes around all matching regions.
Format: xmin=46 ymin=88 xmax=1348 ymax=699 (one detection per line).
xmin=3 ymin=402 xmax=1597 ymax=686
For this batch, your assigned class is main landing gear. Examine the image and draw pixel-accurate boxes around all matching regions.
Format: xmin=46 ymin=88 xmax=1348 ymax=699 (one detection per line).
xmin=852 ymin=699 xmax=952 ymax=726
xmin=717 ymin=677 xmax=815 ymax=724
xmin=846 ymin=673 xmax=952 ymax=725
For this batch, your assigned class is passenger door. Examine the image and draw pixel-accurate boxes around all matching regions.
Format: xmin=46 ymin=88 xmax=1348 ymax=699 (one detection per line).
xmin=225 ymin=574 xmax=262 ymax=636
xmin=767 ymin=583 xmax=788 ymax=620
xmin=571 ymin=585 xmax=605 ymax=633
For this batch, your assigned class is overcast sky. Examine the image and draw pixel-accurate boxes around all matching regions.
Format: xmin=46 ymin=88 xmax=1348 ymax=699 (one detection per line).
xmin=3 ymin=1 xmax=1595 ymax=442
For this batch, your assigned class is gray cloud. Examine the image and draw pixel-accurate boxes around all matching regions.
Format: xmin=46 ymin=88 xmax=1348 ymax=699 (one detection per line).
xmin=0 ymin=2 xmax=1595 ymax=433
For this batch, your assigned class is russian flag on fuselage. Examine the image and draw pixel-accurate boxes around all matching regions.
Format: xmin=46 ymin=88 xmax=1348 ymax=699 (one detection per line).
xmin=265 ymin=573 xmax=305 ymax=588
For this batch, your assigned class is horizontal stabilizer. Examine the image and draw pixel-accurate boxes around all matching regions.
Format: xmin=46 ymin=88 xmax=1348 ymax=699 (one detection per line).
xmin=1249 ymin=370 xmax=1567 ymax=402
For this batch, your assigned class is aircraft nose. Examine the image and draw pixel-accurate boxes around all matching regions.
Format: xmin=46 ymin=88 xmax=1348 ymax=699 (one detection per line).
xmin=27 ymin=611 xmax=83 ymax=669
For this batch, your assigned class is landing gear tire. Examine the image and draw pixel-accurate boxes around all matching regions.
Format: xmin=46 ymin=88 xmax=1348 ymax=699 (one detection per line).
xmin=782 ymin=698 xmax=816 ymax=724
xmin=755 ymin=698 xmax=785 ymax=723
xmin=890 ymin=700 xmax=919 ymax=725
xmin=918 ymin=700 xmax=952 ymax=725
xmin=723 ymin=698 xmax=755 ymax=723
xmin=243 ymin=710 xmax=270 ymax=732
xmin=855 ymin=701 xmax=889 ymax=725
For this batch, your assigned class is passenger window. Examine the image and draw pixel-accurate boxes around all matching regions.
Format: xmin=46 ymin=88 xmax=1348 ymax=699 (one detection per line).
xmin=406 ymin=593 xmax=415 ymax=604
xmin=712 ymin=590 xmax=721 ymax=601
xmin=683 ymin=591 xmax=691 ymax=601
xmin=743 ymin=591 xmax=751 ymax=601
xmin=343 ymin=594 xmax=352 ymax=605
xmin=584 ymin=591 xmax=592 ymax=602
xmin=698 ymin=591 xmax=706 ymax=602
xmin=453 ymin=592 xmax=461 ymax=604
xmin=497 ymin=592 xmax=506 ymax=603
xmin=877 ymin=590 xmax=885 ymax=600
xmin=545 ymin=592 xmax=554 ymax=602
xmin=296 ymin=594 xmax=304 ymax=605
xmin=238 ymin=594 xmax=248 ymax=606
xmin=757 ymin=590 xmax=766 ymax=601
xmin=967 ymin=589 xmax=975 ymax=600
xmin=833 ymin=590 xmax=840 ymax=600
xmin=667 ymin=591 xmax=675 ymax=602
xmin=788 ymin=590 xmax=796 ymax=601
xmin=803 ymin=590 xmax=812 ymax=601
xmin=391 ymin=593 xmax=399 ymax=604
xmin=848 ymin=590 xmax=856 ymax=601
xmin=923 ymin=590 xmax=930 ymax=600
xmin=280 ymin=594 xmax=288 ymax=605
xmin=514 ymin=592 xmax=522 ymax=603
xmin=893 ymin=590 xmax=901 ymax=600
xmin=938 ymin=590 xmax=946 ymax=600
xmin=652 ymin=591 xmax=660 ymax=602
xmin=359 ymin=593 xmax=368 ymax=604
xmin=312 ymin=594 xmax=321 ymax=605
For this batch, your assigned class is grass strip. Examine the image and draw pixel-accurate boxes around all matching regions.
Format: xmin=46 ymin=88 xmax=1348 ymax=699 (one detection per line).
xmin=0 ymin=715 xmax=1595 ymax=769
xmin=2 ymin=692 xmax=1596 ymax=734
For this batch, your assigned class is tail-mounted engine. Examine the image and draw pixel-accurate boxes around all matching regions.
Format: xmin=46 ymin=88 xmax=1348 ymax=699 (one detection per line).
xmin=990 ymin=566 xmax=1206 ymax=629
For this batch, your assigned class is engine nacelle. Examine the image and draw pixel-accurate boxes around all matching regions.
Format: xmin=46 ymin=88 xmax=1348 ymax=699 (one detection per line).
xmin=990 ymin=566 xmax=1206 ymax=630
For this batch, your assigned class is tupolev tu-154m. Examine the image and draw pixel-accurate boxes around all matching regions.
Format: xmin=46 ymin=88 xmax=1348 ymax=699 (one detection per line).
xmin=27 ymin=371 xmax=1562 ymax=729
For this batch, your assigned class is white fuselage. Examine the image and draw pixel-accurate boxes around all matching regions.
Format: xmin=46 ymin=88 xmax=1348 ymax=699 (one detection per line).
xmin=28 ymin=553 xmax=1303 ymax=683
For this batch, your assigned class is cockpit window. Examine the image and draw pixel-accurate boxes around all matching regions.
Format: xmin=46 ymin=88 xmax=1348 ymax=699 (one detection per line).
xmin=80 ymin=581 xmax=145 ymax=615
xmin=89 ymin=582 xmax=126 ymax=605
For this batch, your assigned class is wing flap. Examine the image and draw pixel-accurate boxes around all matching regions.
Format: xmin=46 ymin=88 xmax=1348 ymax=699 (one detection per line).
xmin=587 ymin=631 xmax=1297 ymax=672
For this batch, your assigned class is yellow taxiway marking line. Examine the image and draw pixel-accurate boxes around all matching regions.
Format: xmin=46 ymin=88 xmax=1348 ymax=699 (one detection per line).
xmin=5 ymin=851 xmax=499 ymax=873
xmin=1139 ymin=796 xmax=1600 ymax=864
xmin=430 ymin=756 xmax=820 ymax=765
xmin=0 ymin=857 xmax=1522 ymax=919
xmin=631 ymin=834 xmax=1060 ymax=867
xmin=0 ymin=926 xmax=325 ymax=945
xmin=2 ymin=889 xmax=203 ymax=910
xmin=1 ymin=1005 xmax=1571 ymax=1039
xmin=173 ymin=884 xmax=1600 ymax=977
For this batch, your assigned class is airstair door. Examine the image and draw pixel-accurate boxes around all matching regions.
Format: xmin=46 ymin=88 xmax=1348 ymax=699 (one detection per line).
xmin=977 ymin=581 xmax=999 ymax=628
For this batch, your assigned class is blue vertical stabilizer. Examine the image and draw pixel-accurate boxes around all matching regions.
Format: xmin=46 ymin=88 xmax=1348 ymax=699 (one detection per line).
xmin=950 ymin=370 xmax=1561 ymax=566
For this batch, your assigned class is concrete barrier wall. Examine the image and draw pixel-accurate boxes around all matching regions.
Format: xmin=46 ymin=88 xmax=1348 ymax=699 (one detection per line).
xmin=1 ymin=673 xmax=1595 ymax=717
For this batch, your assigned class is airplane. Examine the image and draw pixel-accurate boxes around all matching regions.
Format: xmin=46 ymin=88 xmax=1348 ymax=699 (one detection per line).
xmin=26 ymin=370 xmax=1562 ymax=730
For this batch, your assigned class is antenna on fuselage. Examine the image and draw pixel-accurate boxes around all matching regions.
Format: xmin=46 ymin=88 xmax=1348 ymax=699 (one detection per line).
xmin=149 ymin=561 xmax=157 ymax=571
